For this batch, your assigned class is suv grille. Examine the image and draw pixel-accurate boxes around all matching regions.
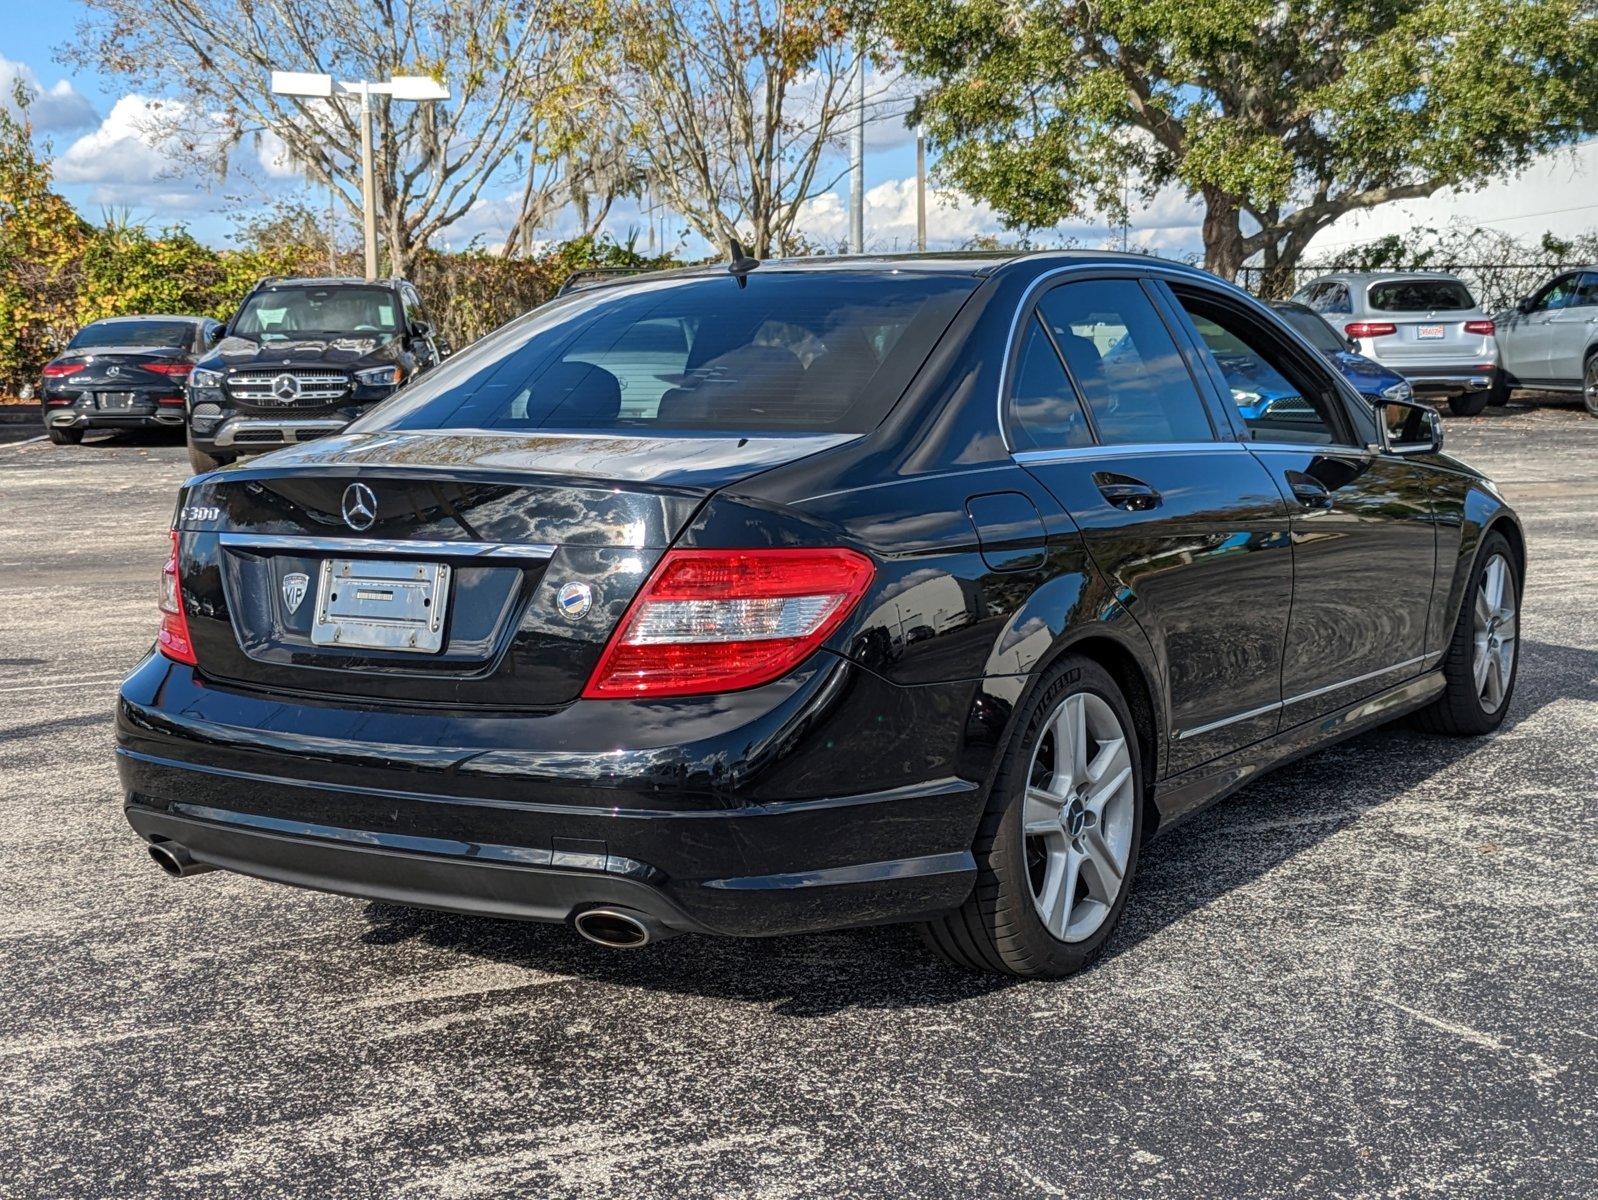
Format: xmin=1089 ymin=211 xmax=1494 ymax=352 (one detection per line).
xmin=228 ymin=369 xmax=350 ymax=407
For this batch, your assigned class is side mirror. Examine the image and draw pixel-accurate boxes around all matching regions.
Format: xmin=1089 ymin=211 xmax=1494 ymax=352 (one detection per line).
xmin=1375 ymin=398 xmax=1443 ymax=456
xmin=436 ymin=339 xmax=453 ymax=359
xmin=1516 ymin=296 xmax=1534 ymax=314
xmin=411 ymin=321 xmax=433 ymax=338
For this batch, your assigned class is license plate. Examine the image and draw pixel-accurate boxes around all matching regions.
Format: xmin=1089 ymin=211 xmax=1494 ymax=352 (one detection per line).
xmin=98 ymin=392 xmax=138 ymax=410
xmin=1417 ymin=325 xmax=1446 ymax=340
xmin=310 ymin=558 xmax=450 ymax=653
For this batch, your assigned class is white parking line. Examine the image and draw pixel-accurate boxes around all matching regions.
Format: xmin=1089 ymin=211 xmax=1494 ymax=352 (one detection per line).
xmin=0 ymin=676 xmax=126 ymax=695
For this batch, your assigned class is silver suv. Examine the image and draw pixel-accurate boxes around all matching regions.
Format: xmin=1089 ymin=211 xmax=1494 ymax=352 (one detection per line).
xmin=1493 ymin=268 xmax=1598 ymax=417
xmin=1291 ymin=272 xmax=1500 ymax=415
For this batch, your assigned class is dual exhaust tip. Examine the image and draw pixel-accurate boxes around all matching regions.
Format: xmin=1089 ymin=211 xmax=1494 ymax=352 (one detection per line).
xmin=146 ymin=842 xmax=673 ymax=950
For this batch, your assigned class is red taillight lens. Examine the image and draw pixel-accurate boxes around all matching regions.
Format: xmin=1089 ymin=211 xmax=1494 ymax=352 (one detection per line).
xmin=157 ymin=530 xmax=198 ymax=666
xmin=1345 ymin=322 xmax=1397 ymax=339
xmin=41 ymin=361 xmax=85 ymax=378
xmin=146 ymin=361 xmax=194 ymax=377
xmin=1464 ymin=319 xmax=1496 ymax=336
xmin=583 ymin=548 xmax=875 ymax=699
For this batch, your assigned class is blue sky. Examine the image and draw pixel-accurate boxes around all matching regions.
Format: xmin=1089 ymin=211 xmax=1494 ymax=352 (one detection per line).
xmin=1 ymin=2 xmax=1208 ymax=258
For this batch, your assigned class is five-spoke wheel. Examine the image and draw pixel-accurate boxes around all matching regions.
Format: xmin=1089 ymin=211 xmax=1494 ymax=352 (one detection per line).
xmin=1472 ymin=553 xmax=1517 ymax=715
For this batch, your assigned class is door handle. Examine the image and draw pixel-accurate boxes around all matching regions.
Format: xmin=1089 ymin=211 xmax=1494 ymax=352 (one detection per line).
xmin=1288 ymin=475 xmax=1334 ymax=510
xmin=1093 ymin=472 xmax=1161 ymax=511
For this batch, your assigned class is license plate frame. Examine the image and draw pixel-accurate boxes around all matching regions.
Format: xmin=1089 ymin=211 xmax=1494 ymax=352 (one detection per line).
xmin=97 ymin=392 xmax=139 ymax=410
xmin=1417 ymin=324 xmax=1446 ymax=340
xmin=310 ymin=557 xmax=450 ymax=653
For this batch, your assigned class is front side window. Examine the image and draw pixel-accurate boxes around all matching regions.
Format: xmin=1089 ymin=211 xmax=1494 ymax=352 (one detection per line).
xmin=1034 ymin=280 xmax=1215 ymax=445
xmin=360 ymin=272 xmax=976 ymax=435
xmin=1276 ymin=307 xmax=1348 ymax=355
xmin=68 ymin=320 xmax=195 ymax=350
xmin=1367 ymin=278 xmax=1476 ymax=312
xmin=232 ymin=286 xmax=404 ymax=341
xmin=1176 ymin=294 xmax=1344 ymax=446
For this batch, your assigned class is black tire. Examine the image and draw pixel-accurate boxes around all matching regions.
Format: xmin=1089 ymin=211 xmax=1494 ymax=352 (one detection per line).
xmin=1448 ymin=390 xmax=1491 ymax=417
xmin=186 ymin=434 xmax=231 ymax=474
xmin=1485 ymin=370 xmax=1510 ymax=407
xmin=1415 ymin=531 xmax=1519 ymax=736
xmin=46 ymin=426 xmax=83 ymax=445
xmin=920 ymin=654 xmax=1145 ymax=977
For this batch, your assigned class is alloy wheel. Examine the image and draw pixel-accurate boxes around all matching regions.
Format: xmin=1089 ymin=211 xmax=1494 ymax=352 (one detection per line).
xmin=1472 ymin=553 xmax=1518 ymax=714
xmin=1585 ymin=357 xmax=1598 ymax=417
xmin=1022 ymin=690 xmax=1136 ymax=943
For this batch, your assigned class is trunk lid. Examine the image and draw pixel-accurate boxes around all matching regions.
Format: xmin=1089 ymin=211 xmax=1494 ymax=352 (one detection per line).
xmin=175 ymin=429 xmax=850 ymax=708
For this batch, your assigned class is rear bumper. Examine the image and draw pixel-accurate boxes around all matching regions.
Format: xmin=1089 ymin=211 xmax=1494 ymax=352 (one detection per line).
xmin=1388 ymin=363 xmax=1498 ymax=393
xmin=44 ymin=402 xmax=184 ymax=430
xmin=115 ymin=653 xmax=988 ymax=937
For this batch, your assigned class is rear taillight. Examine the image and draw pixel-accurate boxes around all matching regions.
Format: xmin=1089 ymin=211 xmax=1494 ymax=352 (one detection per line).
xmin=146 ymin=362 xmax=194 ymax=377
xmin=1344 ymin=322 xmax=1397 ymax=339
xmin=1464 ymin=320 xmax=1495 ymax=336
xmin=583 ymin=548 xmax=875 ymax=699
xmin=41 ymin=362 xmax=85 ymax=378
xmin=157 ymin=530 xmax=197 ymax=666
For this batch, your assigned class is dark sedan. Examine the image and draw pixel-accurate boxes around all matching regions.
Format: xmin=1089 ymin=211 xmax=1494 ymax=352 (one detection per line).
xmin=116 ymin=253 xmax=1523 ymax=978
xmin=40 ymin=315 xmax=222 ymax=444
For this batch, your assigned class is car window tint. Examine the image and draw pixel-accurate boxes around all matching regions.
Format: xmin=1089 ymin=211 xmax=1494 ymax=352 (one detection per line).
xmin=1367 ymin=279 xmax=1475 ymax=312
xmin=233 ymin=286 xmax=403 ymax=338
xmin=67 ymin=320 xmax=194 ymax=350
xmin=1036 ymin=280 xmax=1214 ymax=446
xmin=1007 ymin=314 xmax=1093 ymax=451
xmin=1576 ymin=273 xmax=1598 ymax=307
xmin=1175 ymin=296 xmax=1343 ymax=446
xmin=1324 ymin=284 xmax=1352 ymax=314
xmin=365 ymin=273 xmax=976 ymax=436
xmin=1277 ymin=308 xmax=1346 ymax=354
xmin=1534 ymin=274 xmax=1582 ymax=311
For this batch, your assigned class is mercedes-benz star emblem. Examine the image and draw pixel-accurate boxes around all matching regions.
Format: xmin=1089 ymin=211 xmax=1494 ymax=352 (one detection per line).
xmin=106 ymin=366 xmax=121 ymax=379
xmin=272 ymin=373 xmax=301 ymax=403
xmin=281 ymin=571 xmax=309 ymax=614
xmin=555 ymin=581 xmax=593 ymax=620
xmin=341 ymin=482 xmax=378 ymax=531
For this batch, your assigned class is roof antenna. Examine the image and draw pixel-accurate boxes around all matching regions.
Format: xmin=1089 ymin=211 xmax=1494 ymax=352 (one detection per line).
xmin=727 ymin=237 xmax=761 ymax=288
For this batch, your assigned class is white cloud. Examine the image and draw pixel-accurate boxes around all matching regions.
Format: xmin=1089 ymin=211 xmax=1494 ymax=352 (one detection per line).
xmin=0 ymin=58 xmax=98 ymax=133
xmin=55 ymin=95 xmax=188 ymax=187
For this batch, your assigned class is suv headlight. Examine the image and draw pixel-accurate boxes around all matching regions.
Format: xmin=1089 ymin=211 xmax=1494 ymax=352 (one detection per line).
xmin=190 ymin=368 xmax=223 ymax=389
xmin=1381 ymin=381 xmax=1413 ymax=403
xmin=355 ymin=365 xmax=404 ymax=387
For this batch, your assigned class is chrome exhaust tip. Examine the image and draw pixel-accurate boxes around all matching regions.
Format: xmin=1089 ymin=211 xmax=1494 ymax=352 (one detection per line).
xmin=147 ymin=840 xmax=216 ymax=879
xmin=572 ymin=907 xmax=673 ymax=949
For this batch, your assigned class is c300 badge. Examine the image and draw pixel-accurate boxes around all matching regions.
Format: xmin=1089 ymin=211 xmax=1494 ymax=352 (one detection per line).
xmin=555 ymin=581 xmax=593 ymax=620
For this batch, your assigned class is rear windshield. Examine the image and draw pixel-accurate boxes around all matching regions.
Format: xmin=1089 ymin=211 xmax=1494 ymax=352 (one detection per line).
xmin=1275 ymin=308 xmax=1345 ymax=353
xmin=68 ymin=320 xmax=194 ymax=350
xmin=359 ymin=272 xmax=977 ymax=436
xmin=1366 ymin=279 xmax=1475 ymax=312
xmin=232 ymin=286 xmax=403 ymax=340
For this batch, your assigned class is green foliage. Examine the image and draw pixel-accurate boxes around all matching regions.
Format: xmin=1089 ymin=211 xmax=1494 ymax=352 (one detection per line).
xmin=882 ymin=0 xmax=1598 ymax=277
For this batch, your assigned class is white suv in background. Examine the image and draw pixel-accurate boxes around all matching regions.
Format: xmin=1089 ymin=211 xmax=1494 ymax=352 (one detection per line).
xmin=1292 ymin=272 xmax=1501 ymax=415
xmin=1494 ymin=268 xmax=1598 ymax=417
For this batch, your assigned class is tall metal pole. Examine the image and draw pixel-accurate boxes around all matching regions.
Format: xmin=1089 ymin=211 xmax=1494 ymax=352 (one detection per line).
xmin=915 ymin=126 xmax=927 ymax=253
xmin=849 ymin=34 xmax=865 ymax=254
xmin=359 ymin=80 xmax=378 ymax=280
xmin=327 ymin=184 xmax=337 ymax=275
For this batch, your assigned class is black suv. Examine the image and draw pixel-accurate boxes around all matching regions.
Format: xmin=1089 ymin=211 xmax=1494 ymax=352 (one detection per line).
xmin=185 ymin=277 xmax=447 ymax=472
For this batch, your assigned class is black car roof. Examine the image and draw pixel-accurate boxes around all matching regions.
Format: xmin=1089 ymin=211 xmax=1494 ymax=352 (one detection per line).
xmin=87 ymin=314 xmax=208 ymax=324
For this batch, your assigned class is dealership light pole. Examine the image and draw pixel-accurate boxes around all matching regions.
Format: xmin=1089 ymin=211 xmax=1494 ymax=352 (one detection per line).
xmin=269 ymin=71 xmax=451 ymax=281
xmin=849 ymin=35 xmax=865 ymax=254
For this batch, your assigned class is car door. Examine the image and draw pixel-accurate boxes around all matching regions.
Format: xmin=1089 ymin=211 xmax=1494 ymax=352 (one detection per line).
xmin=1164 ymin=283 xmax=1438 ymax=726
xmin=1007 ymin=275 xmax=1294 ymax=775
xmin=1539 ymin=271 xmax=1598 ymax=383
xmin=1499 ymin=273 xmax=1579 ymax=383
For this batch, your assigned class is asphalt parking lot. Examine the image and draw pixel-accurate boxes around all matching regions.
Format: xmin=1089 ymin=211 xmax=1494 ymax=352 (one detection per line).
xmin=2 ymin=402 xmax=1595 ymax=1199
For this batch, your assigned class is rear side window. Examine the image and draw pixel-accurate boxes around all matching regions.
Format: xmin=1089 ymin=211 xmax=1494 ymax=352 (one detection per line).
xmin=1007 ymin=315 xmax=1093 ymax=451
xmin=1034 ymin=280 xmax=1215 ymax=445
xmin=1367 ymin=279 xmax=1475 ymax=312
xmin=1276 ymin=308 xmax=1346 ymax=355
xmin=365 ymin=273 xmax=975 ymax=435
xmin=68 ymin=320 xmax=194 ymax=350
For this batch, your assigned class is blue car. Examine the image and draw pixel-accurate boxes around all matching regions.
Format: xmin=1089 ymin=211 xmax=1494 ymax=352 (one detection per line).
xmin=1271 ymin=300 xmax=1413 ymax=406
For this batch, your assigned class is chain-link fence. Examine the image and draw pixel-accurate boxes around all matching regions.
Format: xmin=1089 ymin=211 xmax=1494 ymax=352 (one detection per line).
xmin=1237 ymin=262 xmax=1587 ymax=313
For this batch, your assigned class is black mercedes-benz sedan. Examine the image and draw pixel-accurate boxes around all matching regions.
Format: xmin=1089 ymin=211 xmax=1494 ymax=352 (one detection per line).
xmin=116 ymin=252 xmax=1524 ymax=977
xmin=40 ymin=315 xmax=223 ymax=444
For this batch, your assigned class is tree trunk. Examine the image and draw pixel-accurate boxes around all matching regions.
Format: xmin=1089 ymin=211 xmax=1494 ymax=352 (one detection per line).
xmin=1201 ymin=186 xmax=1247 ymax=281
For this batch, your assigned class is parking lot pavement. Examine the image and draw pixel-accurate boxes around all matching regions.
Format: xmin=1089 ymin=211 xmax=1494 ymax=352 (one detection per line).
xmin=2 ymin=406 xmax=1594 ymax=1200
